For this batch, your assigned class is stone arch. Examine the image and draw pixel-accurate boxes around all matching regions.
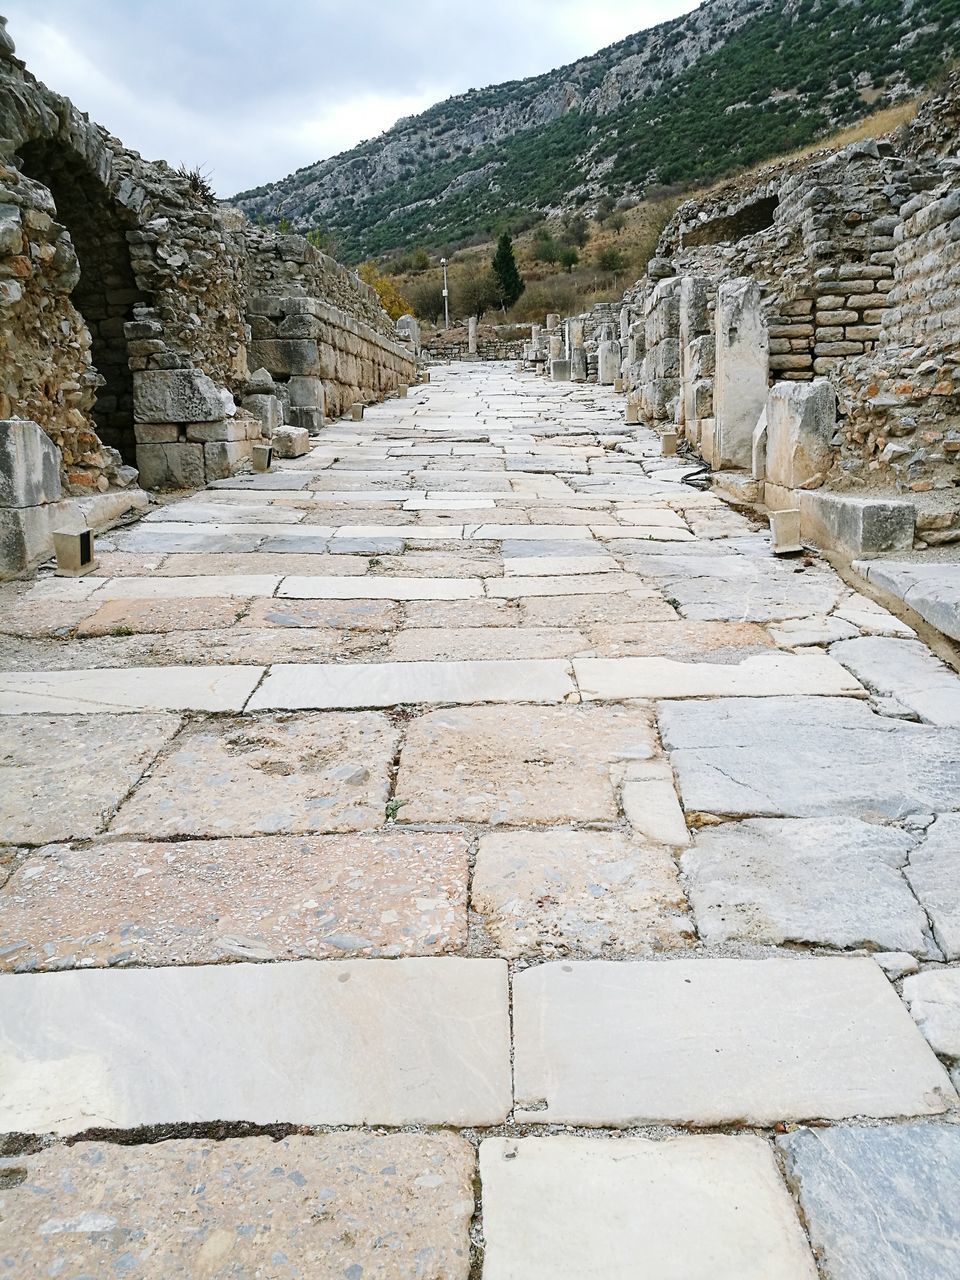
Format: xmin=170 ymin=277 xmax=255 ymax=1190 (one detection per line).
xmin=16 ymin=136 xmax=149 ymax=465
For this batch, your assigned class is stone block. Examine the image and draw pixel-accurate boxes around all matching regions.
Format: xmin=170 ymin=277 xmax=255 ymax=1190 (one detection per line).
xmin=598 ymin=341 xmax=621 ymax=384
xmin=287 ymin=374 xmax=326 ymax=410
xmin=799 ymin=491 xmax=915 ymax=556
xmin=679 ymin=275 xmax=711 ymax=341
xmin=765 ymin=379 xmax=836 ymax=490
xmin=0 ymin=419 xmax=62 ymax=507
xmin=570 ymin=347 xmax=588 ymax=381
xmin=133 ymin=369 xmax=228 ymax=424
xmin=203 ymin=439 xmax=251 ymax=481
xmin=135 ymin=441 xmax=205 ymax=491
xmin=751 ymin=407 xmax=767 ymax=480
xmin=133 ymin=423 xmax=179 ymax=444
xmin=289 ymin=405 xmax=324 ymax=434
xmin=185 ymin=420 xmax=252 ymax=443
xmin=248 ymin=338 xmax=322 ymax=377
xmin=652 ymin=338 xmax=680 ymax=379
xmin=241 ymin=392 xmax=282 ymax=436
xmin=0 ymin=504 xmax=57 ymax=574
xmin=550 ymin=359 xmax=571 ymax=382
xmin=272 ymin=426 xmax=310 ymax=458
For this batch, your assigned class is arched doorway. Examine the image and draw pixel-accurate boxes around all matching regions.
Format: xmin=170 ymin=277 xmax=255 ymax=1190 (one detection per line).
xmin=17 ymin=139 xmax=148 ymax=465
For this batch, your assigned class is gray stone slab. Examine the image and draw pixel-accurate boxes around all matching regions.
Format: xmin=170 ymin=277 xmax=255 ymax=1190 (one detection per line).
xmin=0 ymin=958 xmax=511 ymax=1133
xmin=0 ymin=1134 xmax=475 ymax=1279
xmin=480 ymin=1135 xmax=817 ymax=1280
xmin=278 ymin=575 xmax=481 ymax=600
xmin=575 ymin=652 xmax=863 ymax=700
xmin=831 ymin=636 xmax=960 ymax=726
xmin=0 ymin=713 xmax=182 ymax=844
xmin=682 ymin=818 xmax=934 ymax=954
xmin=778 ymin=1123 xmax=960 ymax=1280
xmin=854 ymin=560 xmax=960 ymax=643
xmin=247 ymin=659 xmax=576 ymax=710
xmin=512 ymin=957 xmax=956 ymax=1125
xmin=906 ymin=814 xmax=960 ymax=959
xmin=659 ymin=696 xmax=960 ymax=819
xmin=903 ymin=968 xmax=960 ymax=1063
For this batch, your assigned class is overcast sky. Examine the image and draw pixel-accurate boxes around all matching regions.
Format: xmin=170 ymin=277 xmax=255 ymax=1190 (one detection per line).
xmin=4 ymin=2 xmax=699 ymax=196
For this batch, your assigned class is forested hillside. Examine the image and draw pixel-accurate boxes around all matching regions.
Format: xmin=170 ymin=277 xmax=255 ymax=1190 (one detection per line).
xmin=232 ymin=0 xmax=960 ymax=260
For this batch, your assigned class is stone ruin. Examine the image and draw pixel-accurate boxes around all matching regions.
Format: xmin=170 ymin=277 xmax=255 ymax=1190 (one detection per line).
xmin=0 ymin=17 xmax=416 ymax=575
xmin=540 ymin=72 xmax=960 ymax=556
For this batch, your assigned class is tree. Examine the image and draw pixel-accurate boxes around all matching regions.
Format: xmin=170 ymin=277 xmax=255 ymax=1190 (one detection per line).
xmin=558 ymin=246 xmax=580 ymax=273
xmin=454 ymin=267 xmax=498 ymax=321
xmin=595 ymin=246 xmax=626 ymax=273
xmin=561 ymin=213 xmax=590 ymax=248
xmin=358 ymin=260 xmax=409 ymax=321
xmin=490 ymin=232 xmax=525 ymax=311
xmin=404 ymin=279 xmax=445 ymax=324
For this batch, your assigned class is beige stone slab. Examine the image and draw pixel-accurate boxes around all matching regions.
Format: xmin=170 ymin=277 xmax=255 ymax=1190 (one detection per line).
xmin=622 ymin=758 xmax=691 ymax=846
xmin=520 ymin=592 xmax=676 ymax=626
xmin=488 ymin=573 xmax=648 ymax=599
xmin=403 ymin=599 xmax=519 ymax=627
xmin=513 ymin=958 xmax=957 ymax=1126
xmin=586 ymin=619 xmax=774 ymax=658
xmin=278 ymin=575 xmax=482 ymax=600
xmin=0 ymin=958 xmax=511 ymax=1133
xmin=480 ymin=1135 xmax=817 ymax=1280
xmin=247 ymin=659 xmax=576 ymax=710
xmin=0 ymin=597 xmax=101 ymax=638
xmin=0 ymin=831 xmax=468 ymax=969
xmin=1 ymin=713 xmax=182 ymax=845
xmin=0 ymin=1134 xmax=474 ymax=1279
xmin=75 ymin=596 xmax=246 ymax=636
xmin=397 ymin=704 xmax=656 ymax=825
xmin=387 ymin=627 xmax=585 ymax=661
xmin=473 ymin=829 xmax=692 ymax=958
xmin=90 ymin=575 xmax=282 ymax=599
xmin=157 ymin=552 xmax=370 ymax=575
xmin=574 ymin=652 xmax=865 ymax=700
xmin=0 ymin=665 xmax=263 ymax=714
xmin=505 ymin=555 xmax=620 ymax=577
xmin=111 ymin=712 xmax=397 ymax=837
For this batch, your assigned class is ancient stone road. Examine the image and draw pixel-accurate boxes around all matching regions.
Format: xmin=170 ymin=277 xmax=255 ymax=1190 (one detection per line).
xmin=1 ymin=363 xmax=960 ymax=1277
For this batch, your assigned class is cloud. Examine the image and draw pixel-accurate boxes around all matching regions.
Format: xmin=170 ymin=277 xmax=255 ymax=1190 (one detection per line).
xmin=4 ymin=1 xmax=699 ymax=194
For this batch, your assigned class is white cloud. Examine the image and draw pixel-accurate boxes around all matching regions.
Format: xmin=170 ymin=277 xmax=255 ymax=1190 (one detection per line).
xmin=4 ymin=1 xmax=701 ymax=194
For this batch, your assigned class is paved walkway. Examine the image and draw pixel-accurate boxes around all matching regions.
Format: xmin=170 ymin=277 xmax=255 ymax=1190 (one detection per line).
xmin=2 ymin=362 xmax=960 ymax=1278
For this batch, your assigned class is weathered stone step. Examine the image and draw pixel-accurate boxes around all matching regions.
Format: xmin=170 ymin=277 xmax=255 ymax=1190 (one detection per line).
xmin=0 ymin=958 xmax=511 ymax=1134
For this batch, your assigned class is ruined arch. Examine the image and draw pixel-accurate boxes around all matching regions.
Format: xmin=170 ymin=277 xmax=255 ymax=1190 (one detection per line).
xmin=16 ymin=137 xmax=148 ymax=465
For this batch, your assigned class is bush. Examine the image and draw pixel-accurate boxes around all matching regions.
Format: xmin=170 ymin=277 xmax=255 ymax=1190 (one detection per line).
xmin=595 ymin=246 xmax=626 ymax=272
xmin=358 ymin=260 xmax=409 ymax=321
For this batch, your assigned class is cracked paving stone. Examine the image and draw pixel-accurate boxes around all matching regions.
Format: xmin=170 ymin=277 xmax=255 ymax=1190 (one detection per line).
xmin=0 ymin=1134 xmax=475 ymax=1280
xmin=396 ymin=704 xmax=656 ymax=825
xmin=110 ymin=711 xmax=397 ymax=837
xmin=472 ymin=828 xmax=692 ymax=957
xmin=905 ymin=813 xmax=960 ymax=959
xmin=74 ymin=596 xmax=248 ymax=636
xmin=778 ymin=1123 xmax=960 ymax=1280
xmin=902 ymin=968 xmax=960 ymax=1083
xmin=0 ymin=831 xmax=468 ymax=970
xmin=682 ymin=817 xmax=936 ymax=955
xmin=0 ymin=713 xmax=182 ymax=845
xmin=659 ymin=696 xmax=960 ymax=819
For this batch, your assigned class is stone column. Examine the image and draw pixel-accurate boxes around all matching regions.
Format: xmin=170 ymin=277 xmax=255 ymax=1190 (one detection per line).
xmin=714 ymin=278 xmax=769 ymax=470
xmin=468 ymin=316 xmax=478 ymax=356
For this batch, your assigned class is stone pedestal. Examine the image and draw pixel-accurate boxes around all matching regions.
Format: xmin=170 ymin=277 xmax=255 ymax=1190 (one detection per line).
xmin=598 ymin=342 xmax=621 ymax=385
xmin=765 ymin=380 xmax=836 ymax=490
xmin=551 ymin=360 xmax=571 ymax=382
xmin=570 ymin=348 xmax=588 ymax=382
xmin=0 ymin=419 xmax=66 ymax=575
xmin=468 ymin=316 xmax=478 ymax=356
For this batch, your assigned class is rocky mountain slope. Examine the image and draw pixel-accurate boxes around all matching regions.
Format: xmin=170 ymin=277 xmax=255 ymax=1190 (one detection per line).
xmin=232 ymin=0 xmax=960 ymax=260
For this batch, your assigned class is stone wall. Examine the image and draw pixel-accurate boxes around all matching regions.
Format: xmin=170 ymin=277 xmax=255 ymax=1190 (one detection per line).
xmin=0 ymin=17 xmax=415 ymax=571
xmin=422 ymin=323 xmax=529 ymax=363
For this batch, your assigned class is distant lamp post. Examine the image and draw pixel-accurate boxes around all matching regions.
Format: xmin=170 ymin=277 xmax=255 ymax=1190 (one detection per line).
xmin=440 ymin=257 xmax=450 ymax=330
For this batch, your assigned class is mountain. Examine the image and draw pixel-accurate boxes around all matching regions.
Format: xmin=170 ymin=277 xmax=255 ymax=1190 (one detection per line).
xmin=231 ymin=0 xmax=960 ymax=261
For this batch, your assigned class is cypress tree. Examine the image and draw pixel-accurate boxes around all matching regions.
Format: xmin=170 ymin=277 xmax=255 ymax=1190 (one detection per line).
xmin=491 ymin=232 xmax=525 ymax=310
